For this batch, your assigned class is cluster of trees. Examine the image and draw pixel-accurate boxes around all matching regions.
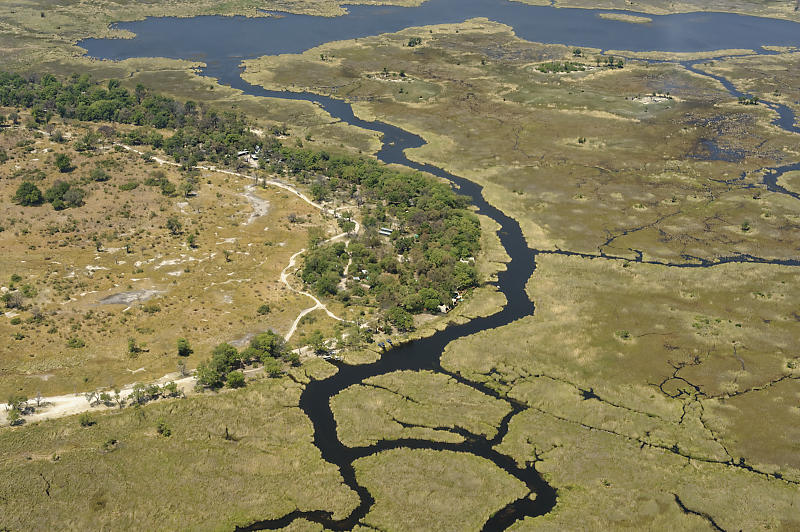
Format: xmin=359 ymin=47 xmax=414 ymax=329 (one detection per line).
xmin=276 ymin=150 xmax=481 ymax=328
xmin=195 ymin=330 xmax=296 ymax=389
xmin=1 ymin=72 xmax=483 ymax=334
xmin=0 ymin=71 xmax=261 ymax=166
xmin=42 ymin=180 xmax=86 ymax=209
xmin=11 ymin=156 xmax=120 ymax=209
xmin=302 ymin=241 xmax=348 ymax=295
xmin=536 ymin=61 xmax=586 ymax=73
xmin=738 ymin=96 xmax=759 ymax=105
xmin=596 ymin=56 xmax=624 ymax=69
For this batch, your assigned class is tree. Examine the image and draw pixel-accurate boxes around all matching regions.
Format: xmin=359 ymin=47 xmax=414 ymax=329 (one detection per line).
xmin=210 ymin=342 xmax=240 ymax=374
xmin=163 ymin=381 xmax=179 ymax=397
xmin=54 ymin=153 xmax=72 ymax=173
xmin=128 ymin=337 xmax=143 ymax=357
xmin=179 ymin=179 xmax=195 ymax=197
xmin=264 ymin=358 xmax=282 ymax=378
xmin=177 ymin=337 xmax=193 ymax=357
xmin=113 ymin=388 xmax=126 ymax=409
xmin=195 ymin=361 xmax=222 ymax=389
xmin=166 ymin=216 xmax=182 ymax=235
xmin=226 ymin=371 xmax=246 ymax=388
xmin=186 ymin=233 xmax=197 ymax=248
xmin=387 ymin=306 xmax=414 ymax=332
xmin=62 ymin=186 xmax=86 ymax=208
xmin=308 ymin=330 xmax=327 ymax=354
xmin=44 ymin=180 xmax=70 ymax=205
xmin=250 ymin=330 xmax=288 ymax=361
xmin=7 ymin=408 xmax=21 ymax=426
xmin=130 ymin=383 xmax=146 ymax=405
xmin=13 ymin=182 xmax=43 ymax=206
xmin=286 ymin=352 xmax=301 ymax=367
xmin=337 ymin=217 xmax=356 ymax=234
xmin=90 ymin=167 xmax=110 ymax=182
xmin=160 ymin=180 xmax=177 ymax=196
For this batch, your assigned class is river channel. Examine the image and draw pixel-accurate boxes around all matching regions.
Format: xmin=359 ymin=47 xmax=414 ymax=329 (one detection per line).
xmin=79 ymin=2 xmax=800 ymax=528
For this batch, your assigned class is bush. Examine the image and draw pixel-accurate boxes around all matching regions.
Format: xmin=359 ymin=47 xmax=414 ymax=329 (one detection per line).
xmin=90 ymin=167 xmax=110 ymax=181
xmin=54 ymin=153 xmax=72 ymax=173
xmin=78 ymin=412 xmax=94 ymax=427
xmin=226 ymin=371 xmax=245 ymax=388
xmin=66 ymin=337 xmax=86 ymax=348
xmin=9 ymin=317 xmax=21 ymax=325
xmin=264 ymin=358 xmax=282 ymax=378
xmin=156 ymin=420 xmax=171 ymax=437
xmin=13 ymin=182 xmax=43 ymax=206
xmin=176 ymin=337 xmax=192 ymax=357
xmin=62 ymin=186 xmax=86 ymax=208
xmin=119 ymin=181 xmax=139 ymax=191
xmin=256 ymin=304 xmax=270 ymax=315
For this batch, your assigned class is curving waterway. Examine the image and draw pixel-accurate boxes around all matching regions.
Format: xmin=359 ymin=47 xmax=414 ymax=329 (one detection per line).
xmin=79 ymin=2 xmax=800 ymax=528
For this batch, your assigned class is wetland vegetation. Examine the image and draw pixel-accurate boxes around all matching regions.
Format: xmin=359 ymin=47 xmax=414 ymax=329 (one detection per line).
xmin=3 ymin=1 xmax=800 ymax=531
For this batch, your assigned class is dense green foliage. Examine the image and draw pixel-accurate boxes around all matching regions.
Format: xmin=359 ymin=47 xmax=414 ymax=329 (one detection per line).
xmin=0 ymin=71 xmax=260 ymax=166
xmin=279 ymin=150 xmax=481 ymax=324
xmin=12 ymin=181 xmax=43 ymax=206
xmin=43 ymin=179 xmax=85 ymax=209
xmin=536 ymin=61 xmax=586 ymax=73
xmin=195 ymin=331 xmax=289 ymax=389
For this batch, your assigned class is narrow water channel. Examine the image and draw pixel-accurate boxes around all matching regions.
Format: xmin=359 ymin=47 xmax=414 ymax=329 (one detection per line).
xmin=79 ymin=3 xmax=800 ymax=528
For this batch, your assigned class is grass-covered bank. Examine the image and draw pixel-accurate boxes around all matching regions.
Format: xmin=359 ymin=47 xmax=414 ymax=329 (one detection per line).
xmin=0 ymin=376 xmax=358 ymax=531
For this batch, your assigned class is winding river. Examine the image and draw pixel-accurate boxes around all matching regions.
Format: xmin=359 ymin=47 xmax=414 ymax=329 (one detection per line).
xmin=79 ymin=1 xmax=800 ymax=528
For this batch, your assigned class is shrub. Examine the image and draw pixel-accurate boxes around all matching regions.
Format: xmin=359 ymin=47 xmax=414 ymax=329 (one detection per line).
xmin=78 ymin=412 xmax=94 ymax=427
xmin=54 ymin=153 xmax=72 ymax=173
xmin=9 ymin=317 xmax=21 ymax=325
xmin=264 ymin=358 xmax=282 ymax=378
xmin=256 ymin=304 xmax=270 ymax=315
xmin=90 ymin=167 xmax=110 ymax=181
xmin=176 ymin=337 xmax=192 ymax=357
xmin=13 ymin=182 xmax=43 ymax=206
xmin=62 ymin=187 xmax=86 ymax=208
xmin=226 ymin=371 xmax=245 ymax=388
xmin=156 ymin=420 xmax=171 ymax=437
xmin=67 ymin=337 xmax=86 ymax=348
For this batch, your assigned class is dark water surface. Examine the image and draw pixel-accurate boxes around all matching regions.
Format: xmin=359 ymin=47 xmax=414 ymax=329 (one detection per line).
xmin=81 ymin=0 xmax=800 ymax=61
xmin=80 ymin=2 xmax=800 ymax=529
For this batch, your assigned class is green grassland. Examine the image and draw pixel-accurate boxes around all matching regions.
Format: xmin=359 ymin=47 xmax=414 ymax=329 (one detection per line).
xmin=331 ymin=370 xmax=511 ymax=446
xmin=242 ymin=19 xmax=800 ymax=263
xmin=702 ymin=49 xmax=800 ymax=129
xmin=354 ymin=448 xmax=528 ymax=531
xmin=0 ymin=376 xmax=359 ymax=531
xmin=437 ymin=253 xmax=800 ymax=528
xmin=1 ymin=2 xmax=800 ymax=531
